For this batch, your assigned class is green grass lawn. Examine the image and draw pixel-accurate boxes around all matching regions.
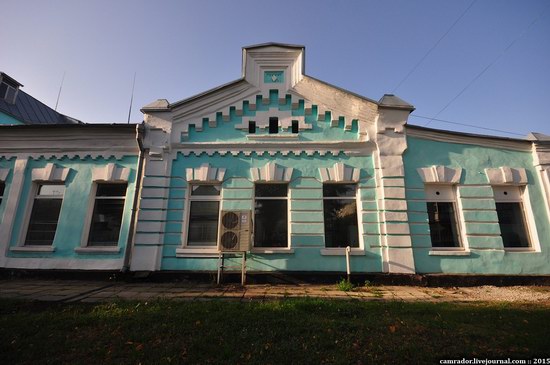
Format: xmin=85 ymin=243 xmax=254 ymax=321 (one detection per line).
xmin=1 ymin=298 xmax=548 ymax=364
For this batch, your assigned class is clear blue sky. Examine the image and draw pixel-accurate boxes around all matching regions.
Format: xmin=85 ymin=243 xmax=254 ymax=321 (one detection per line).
xmin=2 ymin=0 xmax=549 ymax=137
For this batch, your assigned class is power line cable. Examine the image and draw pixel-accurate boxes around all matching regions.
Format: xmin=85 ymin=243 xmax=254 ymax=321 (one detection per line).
xmin=424 ymin=7 xmax=549 ymax=127
xmin=411 ymin=114 xmax=525 ymax=136
xmin=392 ymin=0 xmax=478 ymax=93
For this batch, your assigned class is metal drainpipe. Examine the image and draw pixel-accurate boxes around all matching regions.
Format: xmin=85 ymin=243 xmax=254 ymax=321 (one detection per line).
xmin=345 ymin=246 xmax=351 ymax=281
xmin=122 ymin=123 xmax=146 ymax=272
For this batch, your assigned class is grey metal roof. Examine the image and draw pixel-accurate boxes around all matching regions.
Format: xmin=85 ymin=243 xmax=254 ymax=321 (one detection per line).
xmin=243 ymin=42 xmax=305 ymax=50
xmin=378 ymin=94 xmax=415 ymax=111
xmin=0 ymin=88 xmax=81 ymax=125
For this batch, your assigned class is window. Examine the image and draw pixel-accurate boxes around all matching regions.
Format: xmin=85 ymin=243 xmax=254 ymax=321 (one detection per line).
xmin=254 ymin=183 xmax=288 ymax=247
xmin=0 ymin=182 xmax=4 ymax=206
xmin=291 ymin=120 xmax=299 ymax=134
xmin=269 ymin=117 xmax=278 ymax=134
xmin=25 ymin=185 xmax=65 ymax=245
xmin=425 ymin=185 xmax=461 ymax=248
xmin=323 ymin=184 xmax=359 ymax=248
xmin=0 ymin=81 xmax=17 ymax=104
xmin=186 ymin=185 xmax=220 ymax=246
xmin=88 ymin=184 xmax=127 ymax=246
xmin=248 ymin=121 xmax=256 ymax=134
xmin=493 ymin=186 xmax=530 ymax=248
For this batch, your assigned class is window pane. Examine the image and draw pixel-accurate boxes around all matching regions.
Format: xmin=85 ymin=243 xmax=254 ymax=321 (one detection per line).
xmin=255 ymin=184 xmax=288 ymax=197
xmin=0 ymin=182 xmax=4 ymax=206
xmin=426 ymin=202 xmax=460 ymax=248
xmin=88 ymin=199 xmax=125 ymax=246
xmin=495 ymin=202 xmax=530 ymax=248
xmin=0 ymin=83 xmax=7 ymax=98
xmin=96 ymin=184 xmax=127 ymax=197
xmin=254 ymin=199 xmax=288 ymax=247
xmin=191 ymin=185 xmax=220 ymax=196
xmin=188 ymin=201 xmax=219 ymax=246
xmin=26 ymin=198 xmax=62 ymax=245
xmin=323 ymin=184 xmax=357 ymax=198
xmin=38 ymin=185 xmax=65 ymax=196
xmin=323 ymin=199 xmax=359 ymax=248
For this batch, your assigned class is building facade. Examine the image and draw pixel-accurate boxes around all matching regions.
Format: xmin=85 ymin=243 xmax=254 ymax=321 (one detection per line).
xmin=1 ymin=43 xmax=549 ymax=275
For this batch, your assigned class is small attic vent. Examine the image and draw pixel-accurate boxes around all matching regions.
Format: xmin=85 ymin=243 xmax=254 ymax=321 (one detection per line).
xmin=0 ymin=73 xmax=21 ymax=104
xmin=269 ymin=117 xmax=278 ymax=134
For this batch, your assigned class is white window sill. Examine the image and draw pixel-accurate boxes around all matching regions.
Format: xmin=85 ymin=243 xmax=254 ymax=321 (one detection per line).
xmin=246 ymin=134 xmax=299 ymax=141
xmin=320 ymin=248 xmax=365 ymax=256
xmin=176 ymin=247 xmax=219 ymax=258
xmin=10 ymin=246 xmax=56 ymax=253
xmin=75 ymin=246 xmax=120 ymax=254
xmin=504 ymin=248 xmax=537 ymax=253
xmin=251 ymin=248 xmax=294 ymax=254
xmin=429 ymin=250 xmax=470 ymax=256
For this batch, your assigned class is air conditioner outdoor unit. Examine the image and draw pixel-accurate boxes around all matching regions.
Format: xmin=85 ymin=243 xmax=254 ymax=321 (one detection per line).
xmin=217 ymin=210 xmax=252 ymax=252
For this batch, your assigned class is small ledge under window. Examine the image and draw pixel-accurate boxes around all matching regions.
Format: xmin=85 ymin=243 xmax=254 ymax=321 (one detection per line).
xmin=251 ymin=248 xmax=295 ymax=254
xmin=428 ymin=249 xmax=470 ymax=256
xmin=320 ymin=248 xmax=365 ymax=256
xmin=10 ymin=246 xmax=56 ymax=253
xmin=75 ymin=246 xmax=120 ymax=255
xmin=175 ymin=247 xmax=219 ymax=258
xmin=246 ymin=134 xmax=299 ymax=141
xmin=504 ymin=247 xmax=537 ymax=253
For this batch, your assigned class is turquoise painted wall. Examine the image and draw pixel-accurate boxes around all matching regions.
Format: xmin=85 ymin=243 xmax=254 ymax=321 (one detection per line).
xmin=7 ymin=156 xmax=138 ymax=260
xmin=0 ymin=112 xmax=23 ymax=125
xmin=0 ymin=158 xmax=16 ymax=224
xmin=150 ymin=152 xmax=381 ymax=272
xmin=186 ymin=90 xmax=359 ymax=142
xmin=404 ymin=136 xmax=550 ymax=274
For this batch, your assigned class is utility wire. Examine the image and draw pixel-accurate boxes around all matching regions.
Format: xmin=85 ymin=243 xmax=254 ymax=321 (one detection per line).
xmin=55 ymin=71 xmax=66 ymax=111
xmin=411 ymin=114 xmax=524 ymax=136
xmin=424 ymin=7 xmax=549 ymax=127
xmin=392 ymin=0 xmax=478 ymax=93
xmin=127 ymin=72 xmax=137 ymax=124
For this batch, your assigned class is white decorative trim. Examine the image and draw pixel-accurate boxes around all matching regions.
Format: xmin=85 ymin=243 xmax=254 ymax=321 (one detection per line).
xmin=91 ymin=163 xmax=131 ymax=182
xmin=0 ymin=168 xmax=9 ymax=182
xmin=417 ymin=165 xmax=462 ymax=184
xmin=185 ymin=163 xmax=226 ymax=183
xmin=485 ymin=167 xmax=528 ymax=185
xmin=246 ymin=134 xmax=299 ymax=141
xmin=234 ymin=109 xmax=312 ymax=131
xmin=3 ymin=257 xmax=124 ymax=270
xmin=320 ymin=248 xmax=365 ymax=256
xmin=74 ymin=246 xmax=121 ymax=254
xmin=319 ymin=163 xmax=360 ymax=183
xmin=250 ymin=162 xmax=293 ymax=182
xmin=31 ymin=163 xmax=70 ymax=182
xmin=10 ymin=246 xmax=56 ymax=253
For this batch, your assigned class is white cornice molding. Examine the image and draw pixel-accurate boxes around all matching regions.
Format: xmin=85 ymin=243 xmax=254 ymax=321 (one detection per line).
xmin=173 ymin=140 xmax=375 ymax=157
xmin=0 ymin=168 xmax=9 ymax=182
xmin=485 ymin=167 xmax=527 ymax=185
xmin=250 ymin=162 xmax=293 ymax=182
xmin=31 ymin=163 xmax=70 ymax=182
xmin=92 ymin=163 xmax=130 ymax=182
xmin=417 ymin=166 xmax=462 ymax=184
xmin=407 ymin=127 xmax=531 ymax=152
xmin=319 ymin=162 xmax=360 ymax=183
xmin=186 ymin=163 xmax=226 ymax=183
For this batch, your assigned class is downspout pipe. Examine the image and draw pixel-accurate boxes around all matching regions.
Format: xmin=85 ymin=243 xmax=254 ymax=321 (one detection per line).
xmin=122 ymin=123 xmax=146 ymax=272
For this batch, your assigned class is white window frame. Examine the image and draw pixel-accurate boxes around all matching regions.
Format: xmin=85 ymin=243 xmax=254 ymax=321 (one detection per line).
xmin=16 ymin=183 xmax=66 ymax=251
xmin=321 ymin=183 xmax=363 ymax=254
xmin=252 ymin=182 xmax=290 ymax=250
xmin=424 ymin=184 xmax=468 ymax=255
xmin=180 ymin=184 xmax=221 ymax=253
xmin=492 ymin=185 xmax=539 ymax=252
xmin=0 ymin=81 xmax=19 ymax=104
xmin=75 ymin=182 xmax=127 ymax=254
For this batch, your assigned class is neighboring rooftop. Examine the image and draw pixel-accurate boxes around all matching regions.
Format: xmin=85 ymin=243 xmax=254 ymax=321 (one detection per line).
xmin=0 ymin=72 xmax=81 ymax=125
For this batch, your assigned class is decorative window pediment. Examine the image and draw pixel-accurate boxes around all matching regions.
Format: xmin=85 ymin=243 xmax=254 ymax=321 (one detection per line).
xmin=0 ymin=168 xmax=9 ymax=182
xmin=485 ymin=167 xmax=527 ymax=185
xmin=250 ymin=162 xmax=293 ymax=182
xmin=319 ymin=163 xmax=360 ymax=183
xmin=92 ymin=163 xmax=131 ymax=182
xmin=186 ymin=163 xmax=226 ymax=183
xmin=31 ymin=163 xmax=71 ymax=182
xmin=417 ymin=166 xmax=462 ymax=184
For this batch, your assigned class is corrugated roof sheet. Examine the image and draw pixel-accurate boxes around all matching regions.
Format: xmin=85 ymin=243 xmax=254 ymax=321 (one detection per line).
xmin=0 ymin=89 xmax=81 ymax=125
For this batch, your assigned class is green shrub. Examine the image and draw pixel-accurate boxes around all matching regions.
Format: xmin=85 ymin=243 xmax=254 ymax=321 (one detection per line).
xmin=337 ymin=278 xmax=355 ymax=292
